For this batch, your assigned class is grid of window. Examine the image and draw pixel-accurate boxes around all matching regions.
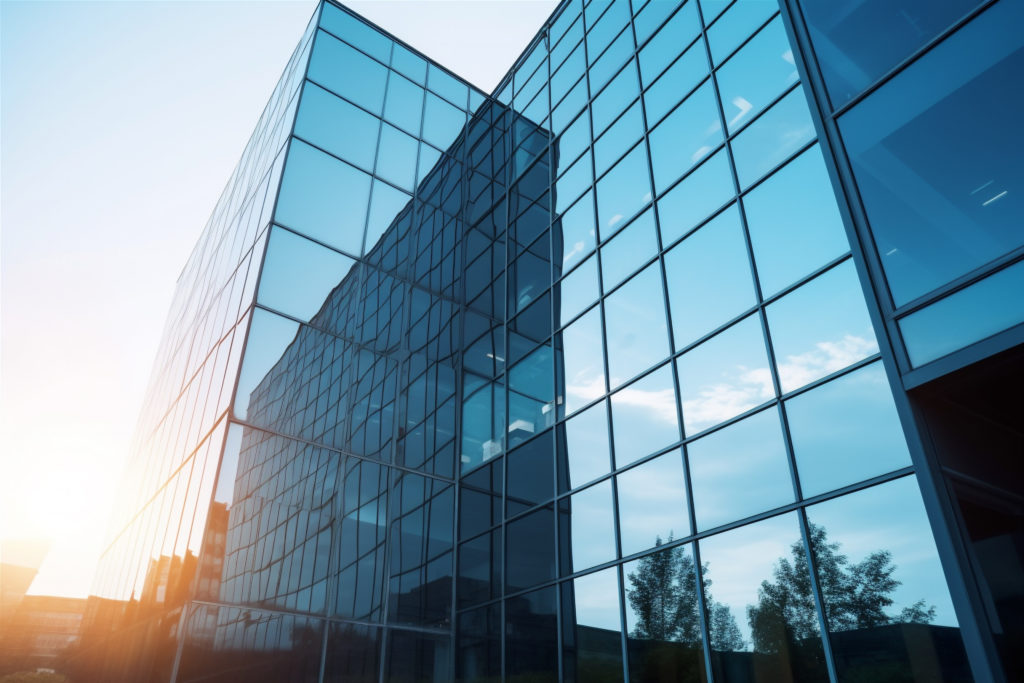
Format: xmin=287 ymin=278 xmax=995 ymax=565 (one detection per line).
xmin=77 ymin=1 xmax=983 ymax=682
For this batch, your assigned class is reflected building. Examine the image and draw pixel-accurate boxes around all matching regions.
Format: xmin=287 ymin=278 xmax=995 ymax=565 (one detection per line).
xmin=77 ymin=1 xmax=1022 ymax=682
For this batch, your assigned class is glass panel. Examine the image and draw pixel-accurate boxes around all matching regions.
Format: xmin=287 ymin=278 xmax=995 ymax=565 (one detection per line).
xmin=786 ymin=361 xmax=911 ymax=497
xmin=565 ymin=480 xmax=617 ymax=573
xmin=697 ymin=512 xmax=830 ymax=683
xmin=623 ymin=543 xmax=707 ymax=683
xmin=731 ymin=86 xmax=816 ymax=189
xmin=592 ymin=60 xmax=640 ymax=136
xmin=233 ymin=308 xmax=300 ymax=421
xmin=589 ymin=25 xmax=635 ymax=94
xmin=649 ymin=81 xmax=724 ymax=193
xmin=562 ymin=567 xmax=624 ymax=681
xmin=375 ymin=123 xmax=418 ymax=192
xmin=558 ymin=306 xmax=606 ymax=416
xmin=799 ymin=0 xmax=983 ymax=106
xmin=557 ymin=254 xmax=600 ymax=328
xmin=556 ymin=192 xmax=598 ymax=274
xmin=364 ymin=181 xmax=412 ymax=255
xmin=706 ymin=0 xmax=779 ymax=66
xmin=391 ymin=44 xmax=427 ymax=85
xmin=665 ymin=205 xmax=756 ymax=349
xmin=458 ymin=529 xmax=501 ymax=608
xmin=509 ymin=346 xmax=555 ymax=447
xmin=587 ymin=0 xmax=631 ymax=62
xmin=638 ymin=0 xmax=700 ymax=86
xmin=555 ymin=110 xmax=592 ymax=179
xmin=688 ymin=407 xmax=794 ymax=530
xmin=643 ymin=38 xmax=710 ymax=127
xmin=743 ymin=145 xmax=849 ymax=297
xmin=552 ymin=44 xmax=586 ymax=108
xmin=422 ymin=92 xmax=466 ymax=150
xmin=323 ymin=623 xmax=381 ymax=683
xmin=601 ymin=208 xmax=658 ymax=290
xmin=556 ymin=150 xmax=594 ymax=215
xmin=604 ymin=263 xmax=670 ymax=388
xmin=594 ymin=101 xmax=644 ymax=178
xmin=384 ymin=630 xmax=451 ymax=683
xmin=597 ymin=143 xmax=652 ymax=235
xmin=428 ymin=63 xmax=469 ymax=109
xmin=657 ymin=149 xmax=735 ymax=246
xmin=258 ymin=227 xmax=358 ymax=322
xmin=506 ymin=505 xmax=556 ymax=592
xmin=507 ymin=586 xmax=559 ymax=683
xmin=677 ymin=314 xmax=774 ymax=436
xmin=309 ymin=30 xmax=387 ymax=114
xmin=766 ymin=261 xmax=878 ymax=393
xmin=611 ymin=364 xmax=680 ymax=468
xmin=838 ymin=0 xmax=1024 ymax=306
xmin=295 ymin=82 xmax=379 ymax=173
xmin=559 ymin=400 xmax=612 ymax=491
xmin=275 ymin=140 xmax=371 ymax=255
xmin=807 ymin=477 xmax=970 ymax=682
xmin=634 ymin=0 xmax=686 ymax=45
xmin=716 ymin=17 xmax=799 ymax=134
xmin=900 ymin=259 xmax=1024 ymax=367
xmin=458 ymin=603 xmax=500 ymax=681
xmin=617 ymin=450 xmax=689 ymax=556
xmin=507 ymin=432 xmax=555 ymax=515
xmin=319 ymin=3 xmax=391 ymax=63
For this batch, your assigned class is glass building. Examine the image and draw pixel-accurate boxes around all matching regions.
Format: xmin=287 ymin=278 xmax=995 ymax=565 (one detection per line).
xmin=73 ymin=1 xmax=1022 ymax=682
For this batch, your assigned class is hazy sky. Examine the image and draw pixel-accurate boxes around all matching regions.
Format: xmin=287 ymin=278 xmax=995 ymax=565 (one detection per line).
xmin=0 ymin=0 xmax=558 ymax=598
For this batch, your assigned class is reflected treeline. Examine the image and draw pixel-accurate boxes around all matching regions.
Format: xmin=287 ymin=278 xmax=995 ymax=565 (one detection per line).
xmin=620 ymin=525 xmax=945 ymax=683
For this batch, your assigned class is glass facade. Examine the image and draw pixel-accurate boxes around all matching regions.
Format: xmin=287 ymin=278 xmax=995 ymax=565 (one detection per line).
xmin=73 ymin=1 xmax=1022 ymax=682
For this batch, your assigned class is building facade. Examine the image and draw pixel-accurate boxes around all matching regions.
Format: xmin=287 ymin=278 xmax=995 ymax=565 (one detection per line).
xmin=74 ymin=1 xmax=1022 ymax=682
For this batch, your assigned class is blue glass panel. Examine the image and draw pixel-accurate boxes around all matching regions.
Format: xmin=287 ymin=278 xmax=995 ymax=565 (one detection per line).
xmin=706 ymin=0 xmax=778 ymax=66
xmin=552 ymin=77 xmax=588 ymax=133
xmin=634 ymin=0 xmax=685 ymax=45
xmin=562 ymin=567 xmax=624 ymax=680
xmin=416 ymin=143 xmax=442 ymax=184
xmin=665 ymin=205 xmax=756 ymax=349
xmin=555 ymin=150 xmax=593 ymax=215
xmin=594 ymin=101 xmax=643 ymax=178
xmin=566 ymin=480 xmax=616 ymax=572
xmin=276 ymin=140 xmax=371 ymax=255
xmin=554 ymin=111 xmax=591 ymax=179
xmin=588 ymin=27 xmax=636 ymax=94
xmin=364 ymin=181 xmax=412 ymax=254
xmin=643 ymin=38 xmax=709 ymax=126
xmin=375 ymin=124 xmax=418 ymax=192
xmin=656 ymin=149 xmax=734 ymax=245
xmin=601 ymin=208 xmax=658 ymax=290
xmin=649 ymin=81 xmax=724 ymax=193
xmin=799 ymin=0 xmax=982 ymax=106
xmin=557 ymin=252 xmax=600 ymax=328
xmin=839 ymin=0 xmax=1024 ymax=306
xmin=551 ymin=15 xmax=584 ymax=71
xmin=617 ymin=449 xmax=689 ymax=556
xmin=258 ymin=227 xmax=358 ymax=322
xmin=509 ymin=350 xmax=556 ymax=446
xmin=557 ymin=192 xmax=598 ymax=273
xmin=558 ymin=305 xmax=606 ymax=415
xmin=428 ymin=64 xmax=469 ymax=110
xmin=319 ymin=3 xmax=392 ymax=63
xmin=743 ymin=145 xmax=849 ymax=296
xmin=604 ymin=263 xmax=670 ymax=387
xmin=899 ymin=260 xmax=1024 ymax=367
xmin=716 ymin=17 xmax=799 ymax=134
xmin=689 ymin=407 xmax=793 ymax=529
xmin=766 ymin=261 xmax=878 ymax=393
xmin=592 ymin=60 xmax=640 ymax=136
xmin=295 ymin=83 xmax=379 ymax=173
xmin=787 ymin=361 xmax=911 ymax=497
xmin=806 ymin=477 xmax=968 ymax=681
xmin=506 ymin=506 xmax=555 ymax=591
xmin=677 ymin=314 xmax=774 ymax=435
xmin=309 ymin=30 xmax=388 ymax=115
xmin=596 ymin=143 xmax=652 ymax=236
xmin=560 ymin=400 xmax=611 ymax=490
xmin=391 ymin=44 xmax=427 ymax=85
xmin=611 ymin=363 xmax=681 ymax=467
xmin=234 ymin=308 xmax=301 ymax=420
xmin=587 ymin=0 xmax=630 ymax=62
xmin=383 ymin=73 xmax=424 ymax=137
xmin=422 ymin=92 xmax=466 ymax=150
xmin=731 ymin=86 xmax=815 ymax=189
xmin=638 ymin=0 xmax=699 ymax=86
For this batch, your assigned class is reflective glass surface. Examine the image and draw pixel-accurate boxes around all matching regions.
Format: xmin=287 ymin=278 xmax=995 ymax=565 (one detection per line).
xmin=559 ymin=400 xmax=612 ymax=490
xmin=649 ymin=81 xmax=723 ymax=193
xmin=617 ymin=450 xmax=689 ymax=556
xmin=611 ymin=363 xmax=680 ymax=468
xmin=562 ymin=567 xmax=624 ymax=681
xmin=565 ymin=480 xmax=617 ymax=573
xmin=604 ymin=263 xmax=670 ymax=387
xmin=657 ymin=149 xmax=735 ymax=246
xmin=731 ymin=86 xmax=815 ymax=189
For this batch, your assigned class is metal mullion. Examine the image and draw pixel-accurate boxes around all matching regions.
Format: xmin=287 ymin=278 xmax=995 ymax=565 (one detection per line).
xmin=795 ymin=505 xmax=841 ymax=683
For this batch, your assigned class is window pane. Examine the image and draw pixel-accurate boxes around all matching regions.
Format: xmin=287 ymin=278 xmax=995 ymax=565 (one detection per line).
xmin=559 ymin=400 xmax=612 ymax=491
xmin=766 ymin=261 xmax=878 ymax=393
xmin=564 ymin=480 xmax=617 ymax=572
xmin=677 ymin=315 xmax=774 ymax=436
xmin=617 ymin=450 xmax=689 ymax=556
xmin=601 ymin=208 xmax=658 ymax=291
xmin=604 ymin=263 xmax=670 ymax=388
xmin=657 ymin=149 xmax=735 ymax=246
xmin=258 ymin=227 xmax=358 ymax=322
xmin=706 ymin=0 xmax=778 ymax=66
xmin=806 ymin=477 xmax=969 ymax=682
xmin=275 ymin=140 xmax=371 ymax=255
xmin=507 ymin=432 xmax=555 ymax=515
xmin=295 ymin=82 xmax=379 ymax=173
xmin=611 ymin=364 xmax=681 ymax=468
xmin=562 ymin=567 xmax=624 ymax=681
xmin=638 ymin=0 xmax=700 ymax=86
xmin=743 ymin=145 xmax=849 ymax=296
xmin=643 ymin=38 xmax=709 ymax=127
xmin=838 ymin=0 xmax=1024 ymax=306
xmin=649 ymin=81 xmax=724 ymax=193
xmin=506 ymin=506 xmax=555 ymax=592
xmin=309 ymin=30 xmax=387 ymax=114
xmin=597 ymin=143 xmax=652 ymax=236
xmin=383 ymin=73 xmax=424 ymax=137
xmin=319 ymin=2 xmax=391 ymax=63
xmin=697 ymin=512 xmax=829 ymax=682
xmin=688 ymin=407 xmax=794 ymax=529
xmin=716 ymin=17 xmax=799 ymax=134
xmin=786 ymin=361 xmax=911 ymax=497
xmin=507 ymin=586 xmax=559 ymax=682
xmin=556 ymin=192 xmax=598 ymax=273
xmin=731 ymin=86 xmax=816 ymax=189
xmin=558 ymin=306 xmax=606 ymax=416
xmin=375 ymin=123 xmax=418 ymax=192
xmin=665 ymin=205 xmax=756 ymax=349
xmin=592 ymin=60 xmax=640 ymax=136
xmin=556 ymin=253 xmax=600 ymax=328
xmin=594 ymin=101 xmax=644 ymax=178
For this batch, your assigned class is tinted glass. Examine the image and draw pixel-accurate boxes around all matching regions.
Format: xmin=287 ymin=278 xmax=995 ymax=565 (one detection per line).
xmin=259 ymin=227 xmax=358 ymax=321
xmin=560 ymin=400 xmax=612 ymax=490
xmin=601 ymin=208 xmax=658 ymax=290
xmin=309 ymin=30 xmax=387 ymax=114
xmin=557 ymin=192 xmax=598 ymax=273
xmin=507 ymin=586 xmax=559 ymax=683
xmin=643 ymin=38 xmax=710 ymax=127
xmin=596 ymin=143 xmax=652 ymax=236
xmin=649 ymin=81 xmax=724 ymax=193
xmin=557 ymin=254 xmax=600 ymax=328
xmin=506 ymin=506 xmax=556 ymax=592
xmin=565 ymin=480 xmax=617 ymax=573
xmin=617 ymin=450 xmax=689 ymax=556
xmin=558 ymin=306 xmax=606 ymax=416
xmin=611 ymin=363 xmax=681 ymax=468
xmin=295 ymin=82 xmax=379 ymax=172
xmin=604 ymin=263 xmax=670 ymax=388
xmin=562 ymin=567 xmax=624 ymax=681
xmin=731 ymin=86 xmax=815 ymax=189
xmin=657 ymin=149 xmax=735 ymax=246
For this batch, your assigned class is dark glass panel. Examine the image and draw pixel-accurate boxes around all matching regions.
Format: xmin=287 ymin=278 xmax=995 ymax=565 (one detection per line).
xmin=458 ymin=529 xmax=501 ymax=609
xmin=507 ymin=430 xmax=555 ymax=515
xmin=322 ymin=623 xmax=382 ymax=683
xmin=457 ymin=603 xmax=501 ymax=682
xmin=562 ymin=566 xmax=624 ymax=682
xmin=384 ymin=629 xmax=452 ymax=683
xmin=506 ymin=505 xmax=556 ymax=592
xmin=507 ymin=586 xmax=559 ymax=682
